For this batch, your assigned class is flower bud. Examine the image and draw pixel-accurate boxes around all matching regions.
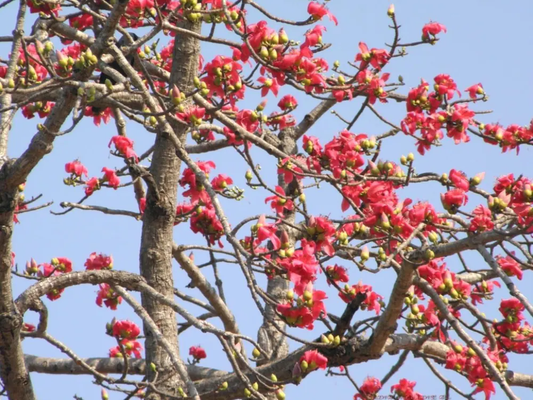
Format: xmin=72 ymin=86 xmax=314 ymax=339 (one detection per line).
xmin=245 ymin=170 xmax=253 ymax=182
xmin=387 ymin=4 xmax=395 ymax=17
xmin=360 ymin=246 xmax=369 ymax=262
xmin=276 ymin=390 xmax=286 ymax=400
xmin=252 ymin=348 xmax=261 ymax=358
xmin=219 ymin=381 xmax=228 ymax=391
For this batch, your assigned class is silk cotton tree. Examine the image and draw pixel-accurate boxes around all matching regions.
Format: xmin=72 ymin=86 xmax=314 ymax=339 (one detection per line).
xmin=0 ymin=1 xmax=533 ymax=399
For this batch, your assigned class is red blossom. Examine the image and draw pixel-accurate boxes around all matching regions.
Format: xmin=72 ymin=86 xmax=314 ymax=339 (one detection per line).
xmin=85 ymin=252 xmax=114 ymax=270
xmin=254 ymin=215 xmax=281 ymax=250
xmin=307 ymin=2 xmax=338 ymax=25
xmin=440 ymin=188 xmax=468 ymax=213
xmin=299 ymin=349 xmax=328 ymax=372
xmin=211 ymin=174 xmax=233 ymax=191
xmin=51 ymin=257 xmax=72 ymax=273
xmin=113 ymin=320 xmax=140 ymax=340
xmin=497 ymin=255 xmax=523 ymax=280
xmin=354 ymin=377 xmax=382 ymax=399
xmin=85 ymin=177 xmax=100 ymax=196
xmin=109 ymin=136 xmax=138 ymax=161
xmin=278 ymin=95 xmax=298 ymax=111
xmin=449 ymin=169 xmax=470 ymax=191
xmin=355 ymin=42 xmax=390 ymax=69
xmin=391 ymin=378 xmax=423 ymax=400
xmin=465 ymin=83 xmax=484 ymax=99
xmin=325 ymin=264 xmax=349 ymax=285
xmin=102 ymin=167 xmax=120 ymax=189
xmin=96 ymin=284 xmax=122 ymax=310
xmin=434 ymin=74 xmax=460 ymax=100
xmin=422 ymin=22 xmax=447 ymax=41
xmin=65 ymin=160 xmax=88 ymax=177
xmin=189 ymin=346 xmax=207 ymax=361
xmin=469 ymin=205 xmax=494 ymax=232
xmin=110 ymin=339 xmax=143 ymax=358
xmin=265 ymin=186 xmax=294 ymax=216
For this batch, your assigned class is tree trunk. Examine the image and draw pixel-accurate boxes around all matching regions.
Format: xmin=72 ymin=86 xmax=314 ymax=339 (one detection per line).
xmin=139 ymin=20 xmax=201 ymax=399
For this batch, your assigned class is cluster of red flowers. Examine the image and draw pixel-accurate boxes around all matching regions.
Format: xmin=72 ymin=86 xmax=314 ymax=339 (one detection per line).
xmin=174 ymin=160 xmax=236 ymax=246
xmin=64 ymin=158 xmax=122 ymax=197
xmin=492 ymin=298 xmax=533 ymax=354
xmin=445 ymin=342 xmax=503 ymax=399
xmin=109 ymin=320 xmax=143 ymax=359
xmin=21 ymin=257 xmax=73 ymax=301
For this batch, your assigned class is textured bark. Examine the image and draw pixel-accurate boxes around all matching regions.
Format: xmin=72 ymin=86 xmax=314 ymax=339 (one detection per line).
xmin=0 ymin=182 xmax=34 ymax=400
xmin=139 ymin=19 xmax=201 ymax=399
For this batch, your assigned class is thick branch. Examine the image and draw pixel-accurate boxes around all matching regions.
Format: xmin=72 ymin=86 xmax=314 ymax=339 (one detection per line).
xmin=172 ymin=246 xmax=240 ymax=336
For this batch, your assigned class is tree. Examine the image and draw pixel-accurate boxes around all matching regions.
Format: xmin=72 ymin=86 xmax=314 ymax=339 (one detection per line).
xmin=0 ymin=0 xmax=532 ymax=399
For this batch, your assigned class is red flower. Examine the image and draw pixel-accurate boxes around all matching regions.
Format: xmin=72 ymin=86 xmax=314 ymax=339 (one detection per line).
xmin=258 ymin=76 xmax=279 ymax=97
xmin=265 ymin=186 xmax=294 ymax=216
xmin=499 ymin=298 xmax=524 ymax=321
xmin=465 ymin=83 xmax=484 ymax=99
xmin=211 ymin=174 xmax=233 ymax=191
xmin=354 ymin=377 xmax=382 ymax=399
xmin=278 ymin=95 xmax=298 ymax=111
xmin=339 ymin=282 xmax=383 ymax=314
xmin=422 ymin=22 xmax=447 ymax=41
xmin=84 ymin=177 xmax=100 ymax=196
xmin=96 ymin=284 xmax=122 ymax=310
xmin=355 ymin=42 xmax=390 ymax=69
xmin=440 ymin=189 xmax=468 ymax=213
xmin=190 ymin=205 xmax=225 ymax=247
xmin=497 ymin=255 xmax=523 ymax=280
xmin=447 ymin=104 xmax=474 ymax=144
xmin=69 ymin=13 xmax=93 ymax=30
xmin=177 ymin=105 xmax=206 ymax=125
xmin=325 ymin=264 xmax=349 ymax=285
xmin=110 ymin=340 xmax=143 ymax=358
xmin=469 ymin=205 xmax=494 ymax=232
xmin=254 ymin=215 xmax=281 ymax=249
xmin=85 ymin=106 xmax=113 ymax=126
xmin=65 ymin=160 xmax=88 ymax=177
xmin=472 ymin=377 xmax=496 ymax=400
xmin=391 ymin=378 xmax=423 ymax=400
xmin=306 ymin=216 xmax=336 ymax=256
xmin=50 ymin=257 xmax=73 ymax=273
xmin=307 ymin=2 xmax=338 ymax=25
xmin=278 ymin=239 xmax=318 ymax=295
xmin=434 ymin=74 xmax=460 ymax=100
xmin=23 ymin=323 xmax=36 ymax=333
xmin=85 ymin=252 xmax=113 ymax=270
xmin=277 ymin=303 xmax=314 ymax=329
xmin=449 ymin=169 xmax=469 ymax=191
xmin=113 ymin=320 xmax=140 ymax=340
xmin=299 ymin=350 xmax=328 ymax=372
xmin=189 ymin=346 xmax=207 ymax=361
xmin=109 ymin=136 xmax=138 ymax=161
xmin=38 ymin=263 xmax=64 ymax=300
xmin=302 ymin=25 xmax=326 ymax=49
xmin=102 ymin=167 xmax=120 ymax=189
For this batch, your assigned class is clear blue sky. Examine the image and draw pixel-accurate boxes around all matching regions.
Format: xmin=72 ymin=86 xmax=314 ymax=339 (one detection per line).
xmin=2 ymin=0 xmax=533 ymax=398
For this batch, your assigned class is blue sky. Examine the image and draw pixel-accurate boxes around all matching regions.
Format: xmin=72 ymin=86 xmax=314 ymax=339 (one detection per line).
xmin=2 ymin=0 xmax=533 ymax=398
